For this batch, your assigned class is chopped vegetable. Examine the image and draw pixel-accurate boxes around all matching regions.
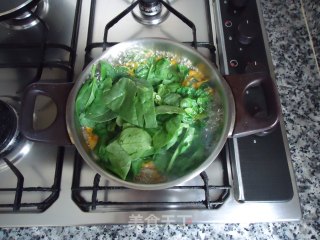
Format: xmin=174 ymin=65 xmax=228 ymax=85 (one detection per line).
xmin=134 ymin=161 xmax=166 ymax=184
xmin=83 ymin=127 xmax=98 ymax=150
xmin=75 ymin=56 xmax=223 ymax=182
xmin=118 ymin=127 xmax=153 ymax=159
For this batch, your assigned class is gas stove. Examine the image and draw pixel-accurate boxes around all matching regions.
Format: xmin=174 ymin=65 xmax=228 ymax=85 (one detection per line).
xmin=0 ymin=0 xmax=301 ymax=227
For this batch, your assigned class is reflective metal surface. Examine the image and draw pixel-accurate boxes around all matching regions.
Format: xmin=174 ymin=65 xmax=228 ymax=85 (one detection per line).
xmin=0 ymin=0 xmax=40 ymax=21
xmin=132 ymin=0 xmax=170 ymax=25
xmin=0 ymin=100 xmax=20 ymax=154
xmin=0 ymin=0 xmax=49 ymax=30
xmin=0 ymin=97 xmax=34 ymax=172
xmin=0 ymin=0 xmax=301 ymax=226
xmin=0 ymin=146 xmax=301 ymax=226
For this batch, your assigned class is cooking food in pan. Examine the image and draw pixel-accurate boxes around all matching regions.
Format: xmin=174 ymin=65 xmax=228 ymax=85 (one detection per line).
xmin=75 ymin=53 xmax=223 ymax=183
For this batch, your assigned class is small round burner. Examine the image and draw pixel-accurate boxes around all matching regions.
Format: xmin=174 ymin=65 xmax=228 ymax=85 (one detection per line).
xmin=0 ymin=101 xmax=19 ymax=155
xmin=0 ymin=98 xmax=33 ymax=172
xmin=132 ymin=0 xmax=170 ymax=25
xmin=0 ymin=0 xmax=41 ymax=21
xmin=12 ymin=5 xmax=37 ymax=20
xmin=0 ymin=0 xmax=49 ymax=30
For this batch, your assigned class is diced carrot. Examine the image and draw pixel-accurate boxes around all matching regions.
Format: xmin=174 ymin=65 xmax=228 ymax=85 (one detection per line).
xmin=183 ymin=69 xmax=208 ymax=88
xmin=83 ymin=127 xmax=99 ymax=150
xmin=192 ymin=79 xmax=208 ymax=89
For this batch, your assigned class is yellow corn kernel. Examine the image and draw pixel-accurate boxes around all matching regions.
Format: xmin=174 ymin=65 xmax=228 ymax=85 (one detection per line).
xmin=206 ymin=87 xmax=214 ymax=95
xmin=170 ymin=59 xmax=177 ymax=65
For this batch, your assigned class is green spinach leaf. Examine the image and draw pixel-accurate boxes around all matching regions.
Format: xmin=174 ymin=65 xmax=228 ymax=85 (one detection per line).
xmin=76 ymin=77 xmax=97 ymax=116
xmin=153 ymin=115 xmax=182 ymax=150
xmin=153 ymin=150 xmax=170 ymax=173
xmin=103 ymin=140 xmax=132 ymax=180
xmin=101 ymin=77 xmax=157 ymax=128
xmin=155 ymin=105 xmax=185 ymax=115
xmin=163 ymin=93 xmax=181 ymax=106
xmin=135 ymin=84 xmax=158 ymax=128
xmin=146 ymin=58 xmax=171 ymax=85
xmin=131 ymin=158 xmax=145 ymax=177
xmin=167 ymin=127 xmax=195 ymax=171
xmin=118 ymin=127 xmax=153 ymax=159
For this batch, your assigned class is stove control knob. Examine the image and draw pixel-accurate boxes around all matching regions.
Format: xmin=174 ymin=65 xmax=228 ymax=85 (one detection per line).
xmin=230 ymin=0 xmax=248 ymax=8
xmin=237 ymin=20 xmax=257 ymax=45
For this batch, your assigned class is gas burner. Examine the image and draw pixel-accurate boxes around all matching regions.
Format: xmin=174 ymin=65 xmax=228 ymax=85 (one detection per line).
xmin=0 ymin=100 xmax=19 ymax=155
xmin=0 ymin=0 xmax=49 ymax=30
xmin=0 ymin=99 xmax=33 ymax=172
xmin=132 ymin=0 xmax=170 ymax=25
xmin=139 ymin=0 xmax=162 ymax=16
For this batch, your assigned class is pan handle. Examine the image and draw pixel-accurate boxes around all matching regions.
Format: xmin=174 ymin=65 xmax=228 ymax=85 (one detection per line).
xmin=224 ymin=72 xmax=280 ymax=137
xmin=20 ymin=83 xmax=74 ymax=145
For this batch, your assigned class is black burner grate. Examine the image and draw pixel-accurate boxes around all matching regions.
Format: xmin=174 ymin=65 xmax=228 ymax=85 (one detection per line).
xmin=0 ymin=0 xmax=83 ymax=84
xmin=72 ymin=151 xmax=231 ymax=212
xmin=71 ymin=0 xmax=230 ymax=213
xmin=0 ymin=147 xmax=64 ymax=212
xmin=84 ymin=0 xmax=216 ymax=66
xmin=0 ymin=0 xmax=83 ymax=212
xmin=0 ymin=0 xmax=41 ymax=21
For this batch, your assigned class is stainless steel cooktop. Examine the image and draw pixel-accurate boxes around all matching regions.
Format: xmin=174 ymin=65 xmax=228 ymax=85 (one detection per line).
xmin=0 ymin=0 xmax=301 ymax=227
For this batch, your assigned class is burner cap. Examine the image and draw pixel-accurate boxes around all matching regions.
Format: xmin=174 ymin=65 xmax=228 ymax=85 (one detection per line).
xmin=0 ymin=98 xmax=33 ymax=172
xmin=0 ymin=0 xmax=41 ymax=21
xmin=0 ymin=101 xmax=18 ymax=154
xmin=0 ymin=0 xmax=49 ymax=30
xmin=132 ymin=0 xmax=170 ymax=25
xmin=139 ymin=0 xmax=162 ymax=16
